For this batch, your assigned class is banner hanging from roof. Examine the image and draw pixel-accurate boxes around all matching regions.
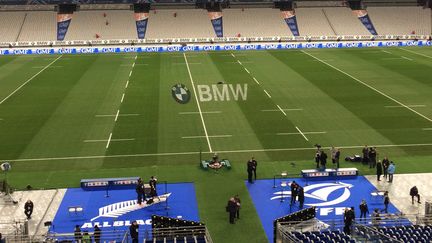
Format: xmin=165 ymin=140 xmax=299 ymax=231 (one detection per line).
xmin=208 ymin=11 xmax=223 ymax=38
xmin=134 ymin=12 xmax=149 ymax=39
xmin=353 ymin=10 xmax=378 ymax=35
xmin=281 ymin=10 xmax=300 ymax=36
xmin=57 ymin=14 xmax=73 ymax=41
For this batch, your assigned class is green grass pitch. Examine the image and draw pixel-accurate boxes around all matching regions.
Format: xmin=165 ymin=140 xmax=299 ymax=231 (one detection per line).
xmin=0 ymin=47 xmax=432 ymax=242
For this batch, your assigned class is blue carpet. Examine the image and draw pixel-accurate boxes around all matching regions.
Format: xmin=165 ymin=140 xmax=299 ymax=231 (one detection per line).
xmin=246 ymin=176 xmax=400 ymax=242
xmin=52 ymin=183 xmax=199 ymax=239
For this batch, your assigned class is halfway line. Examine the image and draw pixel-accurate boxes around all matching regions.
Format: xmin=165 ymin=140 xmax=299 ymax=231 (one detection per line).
xmin=301 ymin=50 xmax=432 ymax=123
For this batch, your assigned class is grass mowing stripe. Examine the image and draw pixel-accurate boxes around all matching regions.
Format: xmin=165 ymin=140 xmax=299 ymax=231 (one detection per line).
xmin=0 ymin=55 xmax=62 ymax=105
xmin=5 ymin=142 xmax=432 ymax=163
xmin=301 ymin=50 xmax=432 ymax=123
xmin=183 ymin=53 xmax=213 ymax=152
xmin=400 ymin=48 xmax=432 ymax=59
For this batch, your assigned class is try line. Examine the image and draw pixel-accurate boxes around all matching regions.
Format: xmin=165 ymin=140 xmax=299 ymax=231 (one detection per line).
xmin=4 ymin=142 xmax=432 ymax=163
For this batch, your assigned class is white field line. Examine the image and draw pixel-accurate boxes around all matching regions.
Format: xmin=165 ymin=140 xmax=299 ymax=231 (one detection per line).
xmin=129 ymin=70 xmax=133 ymax=77
xmin=85 ymin=138 xmax=135 ymax=143
xmin=381 ymin=50 xmax=392 ymax=54
xmin=263 ymin=90 xmax=272 ymax=98
xmin=295 ymin=126 xmax=309 ymax=141
xmin=401 ymin=56 xmax=413 ymax=61
xmin=125 ymin=80 xmax=129 ymax=88
xmin=120 ymin=64 xmax=148 ymax=67
xmin=277 ymin=131 xmax=327 ymax=135
xmin=6 ymin=143 xmax=432 ymax=162
xmin=244 ymin=68 xmax=250 ymax=74
xmin=183 ymin=53 xmax=213 ymax=152
xmin=302 ymin=50 xmax=432 ymax=123
xmin=173 ymin=62 xmax=202 ymax=65
xmin=106 ymin=133 xmax=113 ymax=149
xmin=382 ymin=57 xmax=404 ymax=60
xmin=262 ymin=108 xmax=303 ymax=112
xmin=182 ymin=135 xmax=232 ymax=139
xmin=114 ymin=110 xmax=120 ymax=122
xmin=252 ymin=77 xmax=260 ymax=85
xmin=121 ymin=93 xmax=125 ymax=103
xmin=399 ymin=48 xmax=432 ymax=59
xmin=0 ymin=55 xmax=62 ymax=105
xmin=32 ymin=65 xmax=63 ymax=68
xmin=179 ymin=111 xmax=221 ymax=115
xmin=96 ymin=114 xmax=140 ymax=117
xmin=134 ymin=55 xmax=138 ymax=60
xmin=132 ymin=63 xmax=135 ymax=68
xmin=277 ymin=105 xmax=287 ymax=116
xmin=226 ymin=61 xmax=253 ymax=64
xmin=385 ymin=105 xmax=426 ymax=108
xmin=237 ymin=60 xmax=243 ymax=65
xmin=231 ymin=53 xmax=236 ymax=58
xmin=422 ymin=128 xmax=432 ymax=131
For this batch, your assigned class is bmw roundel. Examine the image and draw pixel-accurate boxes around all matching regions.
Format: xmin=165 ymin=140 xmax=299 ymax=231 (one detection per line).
xmin=171 ymin=83 xmax=191 ymax=104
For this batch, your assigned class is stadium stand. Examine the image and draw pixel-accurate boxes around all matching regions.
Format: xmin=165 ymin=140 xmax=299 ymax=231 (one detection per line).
xmin=223 ymin=8 xmax=291 ymax=37
xmin=322 ymin=7 xmax=371 ymax=36
xmin=0 ymin=12 xmax=25 ymax=42
xmin=295 ymin=8 xmax=335 ymax=36
xmin=18 ymin=11 xmax=57 ymax=42
xmin=66 ymin=10 xmax=136 ymax=40
xmin=146 ymin=9 xmax=214 ymax=39
xmin=367 ymin=7 xmax=432 ymax=35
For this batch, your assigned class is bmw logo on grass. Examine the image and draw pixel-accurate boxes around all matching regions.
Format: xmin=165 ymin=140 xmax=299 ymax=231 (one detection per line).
xmin=171 ymin=83 xmax=191 ymax=104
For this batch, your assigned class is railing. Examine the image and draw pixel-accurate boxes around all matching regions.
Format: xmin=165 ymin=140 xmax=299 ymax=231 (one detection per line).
xmin=0 ymin=34 xmax=430 ymax=49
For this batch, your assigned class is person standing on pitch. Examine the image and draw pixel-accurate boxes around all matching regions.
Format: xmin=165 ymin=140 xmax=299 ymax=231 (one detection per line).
xmin=250 ymin=157 xmax=258 ymax=181
xmin=387 ymin=162 xmax=396 ymax=183
xmin=298 ymin=186 xmax=305 ymax=209
xmin=234 ymin=195 xmax=241 ymax=220
xmin=136 ymin=178 xmax=145 ymax=205
xmin=227 ymin=197 xmax=237 ymax=224
xmin=24 ymin=200 xmax=34 ymax=220
xmin=359 ymin=200 xmax=369 ymax=220
xmin=247 ymin=159 xmax=254 ymax=183
xmin=290 ymin=181 xmax=298 ymax=205
xmin=376 ymin=160 xmax=383 ymax=181
xmin=130 ymin=220 xmax=139 ymax=243
xmin=410 ymin=186 xmax=421 ymax=205
xmin=382 ymin=157 xmax=390 ymax=179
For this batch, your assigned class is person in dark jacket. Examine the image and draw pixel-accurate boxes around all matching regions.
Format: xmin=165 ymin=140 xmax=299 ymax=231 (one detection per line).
xmin=382 ymin=191 xmax=390 ymax=213
xmin=74 ymin=225 xmax=82 ymax=243
xmin=227 ymin=197 xmax=238 ymax=224
xmin=376 ymin=160 xmax=383 ymax=181
xmin=410 ymin=186 xmax=421 ymax=204
xmin=382 ymin=157 xmax=390 ymax=179
xmin=250 ymin=157 xmax=258 ymax=181
xmin=24 ymin=200 xmax=34 ymax=220
xmin=320 ymin=151 xmax=328 ymax=170
xmin=359 ymin=200 xmax=369 ymax=220
xmin=290 ymin=181 xmax=298 ymax=205
xmin=129 ymin=221 xmax=139 ymax=243
xmin=362 ymin=145 xmax=369 ymax=164
xmin=247 ymin=159 xmax=254 ymax=183
xmin=93 ymin=225 xmax=101 ymax=243
xmin=315 ymin=149 xmax=321 ymax=169
xmin=234 ymin=195 xmax=241 ymax=220
xmin=298 ymin=186 xmax=305 ymax=209
xmin=136 ymin=178 xmax=145 ymax=205
xmin=369 ymin=147 xmax=377 ymax=168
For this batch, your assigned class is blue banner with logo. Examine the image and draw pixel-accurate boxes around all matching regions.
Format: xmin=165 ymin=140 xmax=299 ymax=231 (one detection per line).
xmin=281 ymin=10 xmax=299 ymax=36
xmin=52 ymin=183 xmax=199 ymax=242
xmin=353 ymin=10 xmax=378 ymax=35
xmin=247 ymin=176 xmax=402 ymax=242
xmin=57 ymin=13 xmax=73 ymax=41
xmin=134 ymin=12 xmax=149 ymax=39
xmin=208 ymin=11 xmax=223 ymax=38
